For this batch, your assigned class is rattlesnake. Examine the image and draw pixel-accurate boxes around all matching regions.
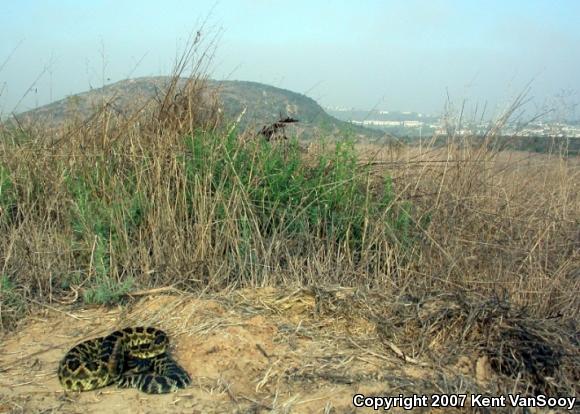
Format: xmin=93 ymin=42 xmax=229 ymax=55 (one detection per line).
xmin=58 ymin=327 xmax=191 ymax=394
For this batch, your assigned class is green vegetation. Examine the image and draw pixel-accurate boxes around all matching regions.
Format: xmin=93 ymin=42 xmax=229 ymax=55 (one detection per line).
xmin=503 ymin=135 xmax=580 ymax=155
xmin=64 ymin=157 xmax=144 ymax=304
xmin=182 ymin=133 xmax=414 ymax=256
xmin=0 ymin=115 xmax=417 ymax=327
xmin=425 ymin=134 xmax=580 ymax=156
xmin=0 ymin=72 xmax=577 ymax=401
xmin=0 ymin=164 xmax=16 ymax=225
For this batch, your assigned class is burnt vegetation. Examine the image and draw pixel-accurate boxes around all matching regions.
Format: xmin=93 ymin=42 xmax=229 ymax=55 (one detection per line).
xmin=258 ymin=115 xmax=299 ymax=142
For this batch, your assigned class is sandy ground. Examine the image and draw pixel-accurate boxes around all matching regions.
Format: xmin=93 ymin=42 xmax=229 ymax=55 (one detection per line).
xmin=0 ymin=288 xmax=524 ymax=414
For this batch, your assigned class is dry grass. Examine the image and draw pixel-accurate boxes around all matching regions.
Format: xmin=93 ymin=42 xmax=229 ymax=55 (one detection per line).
xmin=358 ymin=143 xmax=579 ymax=318
xmin=0 ymin=287 xmax=576 ymax=413
xmin=0 ymin=34 xmax=578 ymax=411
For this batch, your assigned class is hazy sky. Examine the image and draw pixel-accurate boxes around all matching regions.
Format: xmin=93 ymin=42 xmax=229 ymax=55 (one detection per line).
xmin=1 ymin=0 xmax=579 ymax=119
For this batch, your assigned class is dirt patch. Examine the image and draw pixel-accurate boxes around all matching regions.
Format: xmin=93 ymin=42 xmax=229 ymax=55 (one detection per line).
xmin=0 ymin=288 xmax=574 ymax=413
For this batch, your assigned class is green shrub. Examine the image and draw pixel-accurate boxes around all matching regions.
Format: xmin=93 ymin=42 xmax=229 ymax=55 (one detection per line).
xmin=181 ymin=133 xmax=417 ymax=255
xmin=0 ymin=164 xmax=17 ymax=225
xmin=64 ymin=157 xmax=146 ymax=304
xmin=82 ymin=274 xmax=134 ymax=305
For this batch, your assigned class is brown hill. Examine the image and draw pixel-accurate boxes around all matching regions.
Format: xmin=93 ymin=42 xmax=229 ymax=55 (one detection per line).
xmin=12 ymin=77 xmax=383 ymax=142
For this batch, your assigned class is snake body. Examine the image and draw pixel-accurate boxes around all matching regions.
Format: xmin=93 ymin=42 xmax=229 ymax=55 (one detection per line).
xmin=58 ymin=327 xmax=190 ymax=394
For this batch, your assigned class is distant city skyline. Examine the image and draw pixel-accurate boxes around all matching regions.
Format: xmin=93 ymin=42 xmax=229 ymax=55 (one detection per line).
xmin=1 ymin=1 xmax=579 ymax=121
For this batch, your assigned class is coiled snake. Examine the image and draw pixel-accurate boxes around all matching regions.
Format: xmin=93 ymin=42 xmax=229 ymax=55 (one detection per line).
xmin=58 ymin=327 xmax=190 ymax=394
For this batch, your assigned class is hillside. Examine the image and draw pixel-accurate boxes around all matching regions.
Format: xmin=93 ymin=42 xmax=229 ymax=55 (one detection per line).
xmin=11 ymin=77 xmax=383 ymax=142
xmin=1 ymin=76 xmax=578 ymax=412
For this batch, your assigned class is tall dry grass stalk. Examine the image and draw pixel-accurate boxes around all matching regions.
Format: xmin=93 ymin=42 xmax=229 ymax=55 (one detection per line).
xmin=0 ymin=35 xmax=578 ymax=340
xmin=355 ymin=131 xmax=579 ymax=319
